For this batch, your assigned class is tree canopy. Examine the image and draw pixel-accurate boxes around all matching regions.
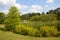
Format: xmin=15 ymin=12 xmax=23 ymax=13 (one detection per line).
xmin=4 ymin=6 xmax=21 ymax=31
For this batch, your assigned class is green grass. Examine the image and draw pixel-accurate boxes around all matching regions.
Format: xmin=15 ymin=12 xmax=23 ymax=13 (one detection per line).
xmin=0 ymin=30 xmax=60 ymax=40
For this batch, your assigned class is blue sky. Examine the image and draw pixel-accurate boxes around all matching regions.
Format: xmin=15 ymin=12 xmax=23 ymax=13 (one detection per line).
xmin=0 ymin=0 xmax=60 ymax=14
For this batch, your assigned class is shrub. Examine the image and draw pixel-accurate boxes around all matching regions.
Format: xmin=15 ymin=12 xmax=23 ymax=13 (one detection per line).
xmin=14 ymin=24 xmax=29 ymax=35
xmin=40 ymin=26 xmax=58 ymax=37
xmin=25 ymin=21 xmax=58 ymax=30
xmin=14 ymin=24 xmax=22 ymax=34
xmin=56 ymin=32 xmax=60 ymax=37
xmin=14 ymin=24 xmax=40 ymax=37
xmin=27 ymin=27 xmax=39 ymax=36
xmin=56 ymin=21 xmax=60 ymax=31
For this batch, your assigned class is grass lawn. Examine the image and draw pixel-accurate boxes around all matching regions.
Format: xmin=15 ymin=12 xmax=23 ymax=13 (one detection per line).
xmin=0 ymin=30 xmax=60 ymax=40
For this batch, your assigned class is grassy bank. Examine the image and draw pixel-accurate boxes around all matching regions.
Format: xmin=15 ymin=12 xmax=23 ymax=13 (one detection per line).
xmin=0 ymin=30 xmax=60 ymax=40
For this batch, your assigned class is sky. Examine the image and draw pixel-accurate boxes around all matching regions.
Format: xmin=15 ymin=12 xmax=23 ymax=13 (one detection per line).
xmin=0 ymin=0 xmax=60 ymax=14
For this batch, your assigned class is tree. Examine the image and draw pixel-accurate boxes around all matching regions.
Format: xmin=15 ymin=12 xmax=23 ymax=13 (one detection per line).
xmin=41 ymin=12 xmax=45 ymax=14
xmin=47 ymin=10 xmax=54 ymax=14
xmin=20 ymin=13 xmax=40 ymax=20
xmin=29 ymin=14 xmax=57 ymax=21
xmin=29 ymin=15 xmax=41 ymax=21
xmin=54 ymin=8 xmax=60 ymax=20
xmin=0 ymin=12 xmax=5 ymax=24
xmin=47 ymin=8 xmax=60 ymax=20
xmin=4 ymin=6 xmax=21 ymax=31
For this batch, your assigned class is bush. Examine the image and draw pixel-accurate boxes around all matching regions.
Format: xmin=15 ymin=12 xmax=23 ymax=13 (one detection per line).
xmin=5 ymin=24 xmax=15 ymax=31
xmin=14 ymin=24 xmax=27 ymax=35
xmin=56 ymin=32 xmax=60 ymax=37
xmin=56 ymin=21 xmax=60 ymax=31
xmin=25 ymin=21 xmax=58 ymax=30
xmin=40 ymin=26 xmax=58 ymax=37
xmin=14 ymin=24 xmax=40 ymax=37
xmin=27 ymin=27 xmax=39 ymax=37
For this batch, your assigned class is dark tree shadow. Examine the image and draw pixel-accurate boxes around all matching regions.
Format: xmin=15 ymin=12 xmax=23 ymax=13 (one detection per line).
xmin=0 ymin=28 xmax=7 ymax=31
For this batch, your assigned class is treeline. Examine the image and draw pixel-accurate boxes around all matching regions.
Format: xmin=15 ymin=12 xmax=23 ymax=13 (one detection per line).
xmin=0 ymin=7 xmax=60 ymax=23
xmin=0 ymin=6 xmax=60 ymax=37
xmin=20 ymin=8 xmax=60 ymax=21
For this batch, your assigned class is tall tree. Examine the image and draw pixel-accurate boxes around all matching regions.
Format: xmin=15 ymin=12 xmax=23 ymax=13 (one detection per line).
xmin=5 ymin=6 xmax=21 ymax=31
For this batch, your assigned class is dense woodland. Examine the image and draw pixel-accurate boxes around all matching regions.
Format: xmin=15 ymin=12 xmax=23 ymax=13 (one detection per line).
xmin=0 ymin=6 xmax=60 ymax=37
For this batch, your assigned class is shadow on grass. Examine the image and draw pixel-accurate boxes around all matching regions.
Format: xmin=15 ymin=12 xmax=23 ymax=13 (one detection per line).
xmin=0 ymin=28 xmax=7 ymax=31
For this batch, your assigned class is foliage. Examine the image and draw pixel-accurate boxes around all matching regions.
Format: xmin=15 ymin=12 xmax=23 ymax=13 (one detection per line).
xmin=1 ymin=6 xmax=60 ymax=37
xmin=14 ymin=24 xmax=27 ymax=34
xmin=20 ymin=13 xmax=40 ymax=20
xmin=4 ymin=6 xmax=21 ymax=31
xmin=14 ymin=24 xmax=40 ymax=37
xmin=40 ymin=26 xmax=58 ymax=37
xmin=56 ymin=32 xmax=60 ymax=37
xmin=46 ymin=10 xmax=54 ymax=14
xmin=0 ymin=12 xmax=5 ymax=24
xmin=56 ymin=21 xmax=60 ymax=31
xmin=29 ymin=14 xmax=57 ymax=21
xmin=29 ymin=15 xmax=41 ymax=21
xmin=47 ymin=8 xmax=60 ymax=20
xmin=54 ymin=8 xmax=60 ymax=20
xmin=24 ymin=21 xmax=58 ymax=29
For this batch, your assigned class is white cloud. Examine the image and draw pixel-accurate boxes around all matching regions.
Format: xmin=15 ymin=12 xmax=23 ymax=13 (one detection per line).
xmin=0 ymin=10 xmax=8 ymax=14
xmin=0 ymin=0 xmax=43 ymax=14
xmin=46 ymin=0 xmax=54 ymax=3
xmin=14 ymin=4 xmax=28 ymax=10
xmin=0 ymin=0 xmax=16 ymax=5
xmin=21 ymin=5 xmax=43 ymax=14
xmin=0 ymin=0 xmax=16 ymax=13
xmin=29 ymin=5 xmax=43 ymax=13
xmin=0 ymin=0 xmax=29 ymax=14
